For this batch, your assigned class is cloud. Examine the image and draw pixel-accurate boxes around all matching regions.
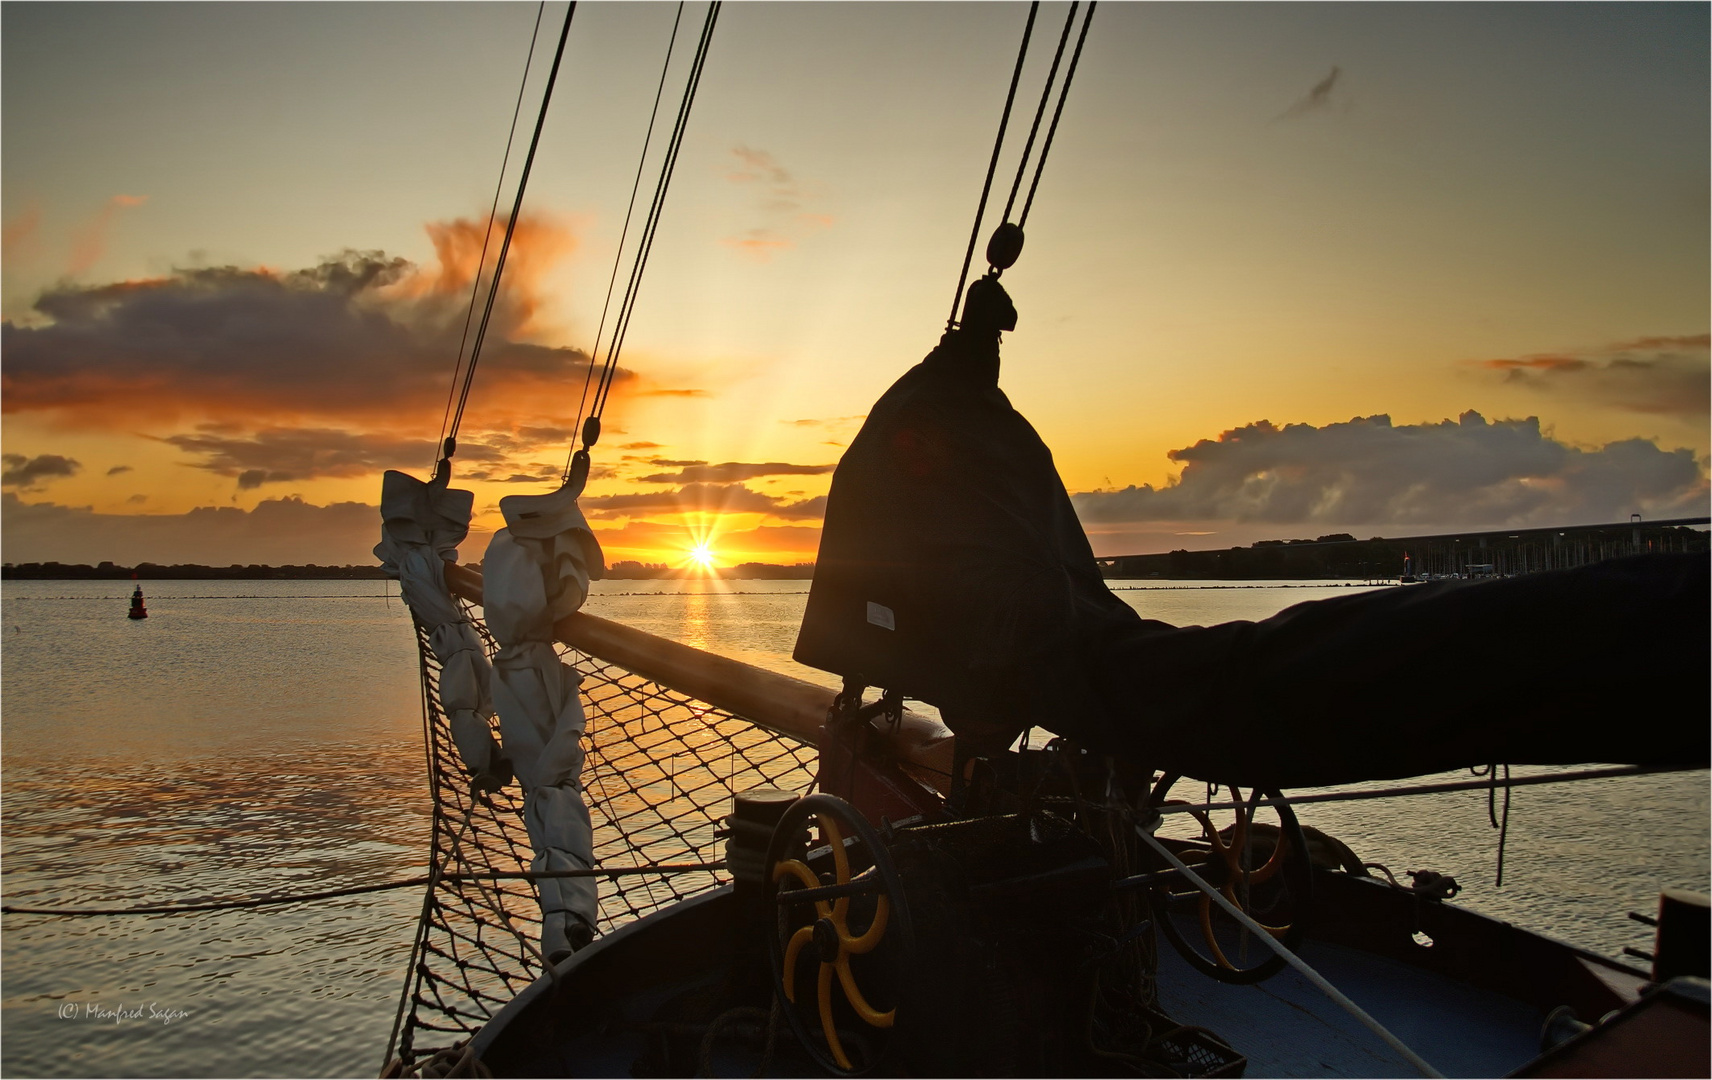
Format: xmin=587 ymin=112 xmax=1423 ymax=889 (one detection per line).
xmin=722 ymin=232 xmax=794 ymax=259
xmin=1 ymin=492 xmax=392 ymax=565
xmin=106 ymin=465 xmax=133 ymax=476
xmin=583 ymin=482 xmax=826 ymax=521
xmin=460 ymin=469 xmax=569 ymax=484
xmin=126 ymin=494 xmax=148 ymax=504
xmin=156 ymin=426 xmax=443 ymax=487
xmin=1 ymin=453 xmax=82 ymax=489
xmin=1474 ymin=334 xmax=1709 ymax=417
xmin=1273 ymin=66 xmax=1342 ymax=123
xmin=3 ymin=205 xmax=42 ymax=263
xmin=1071 ymin=411 xmax=1707 ymax=530
xmin=619 ymin=441 xmax=664 ymax=450
xmin=69 ymin=194 xmax=148 ymax=275
xmin=636 ymin=461 xmax=834 ymax=484
xmin=2 ymin=215 xmax=631 ymax=434
xmin=783 ymin=415 xmax=864 ymax=428
xmin=720 ymin=146 xmax=831 ymax=261
xmin=643 ymin=388 xmax=711 ymax=398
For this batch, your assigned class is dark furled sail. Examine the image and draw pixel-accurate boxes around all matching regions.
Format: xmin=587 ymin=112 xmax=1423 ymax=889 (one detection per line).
xmin=796 ymin=310 xmax=1709 ymax=787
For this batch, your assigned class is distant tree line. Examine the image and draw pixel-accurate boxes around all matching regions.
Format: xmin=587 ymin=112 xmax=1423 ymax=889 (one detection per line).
xmin=1 ymin=561 xmax=391 ymax=580
xmin=1100 ymin=521 xmax=1708 ymax=580
xmin=8 ymin=522 xmax=1699 ymax=582
xmin=2 ymin=559 xmax=821 ymax=581
xmin=602 ymin=561 xmax=816 ymax=580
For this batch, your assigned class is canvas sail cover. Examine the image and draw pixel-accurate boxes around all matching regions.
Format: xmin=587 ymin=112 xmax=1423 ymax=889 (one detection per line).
xmin=375 ymin=470 xmax=504 ymax=784
xmin=483 ymin=478 xmax=605 ymax=962
xmin=795 ymin=323 xmax=1145 ymax=750
xmin=795 ymin=329 xmax=1710 ymax=788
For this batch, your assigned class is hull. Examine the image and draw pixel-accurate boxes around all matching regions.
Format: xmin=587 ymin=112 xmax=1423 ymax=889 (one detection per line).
xmin=473 ymin=867 xmax=1684 ymax=1078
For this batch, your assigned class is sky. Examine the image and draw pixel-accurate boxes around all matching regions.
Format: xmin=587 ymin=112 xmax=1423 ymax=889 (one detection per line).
xmin=3 ymin=2 xmax=1707 ymax=568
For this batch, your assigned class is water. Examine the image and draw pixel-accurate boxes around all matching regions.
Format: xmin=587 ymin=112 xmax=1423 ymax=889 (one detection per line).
xmin=2 ymin=578 xmax=1705 ymax=1077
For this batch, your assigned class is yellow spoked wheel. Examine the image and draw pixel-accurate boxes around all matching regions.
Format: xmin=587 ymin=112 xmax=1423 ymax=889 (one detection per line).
xmin=1147 ymin=775 xmax=1312 ymax=984
xmin=766 ymin=794 xmax=913 ymax=1075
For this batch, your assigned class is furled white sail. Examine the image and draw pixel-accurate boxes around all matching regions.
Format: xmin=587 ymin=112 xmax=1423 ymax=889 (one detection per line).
xmin=483 ymin=478 xmax=605 ymax=962
xmin=374 ymin=470 xmax=505 ymax=786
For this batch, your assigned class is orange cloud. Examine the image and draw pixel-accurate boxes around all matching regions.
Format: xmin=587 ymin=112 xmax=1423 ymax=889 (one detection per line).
xmin=388 ymin=212 xmax=577 ymax=341
xmin=68 ymin=194 xmax=148 ymax=275
xmin=3 ymin=215 xmax=625 ymax=436
xmin=1479 ymin=356 xmax=1587 ymax=373
xmin=721 ymin=231 xmax=793 ymax=260
xmin=3 ymin=205 xmax=42 ymax=262
xmin=583 ymin=481 xmax=824 ymax=521
xmin=1473 ymin=334 xmax=1709 ymax=417
xmin=720 ymin=146 xmax=831 ymax=261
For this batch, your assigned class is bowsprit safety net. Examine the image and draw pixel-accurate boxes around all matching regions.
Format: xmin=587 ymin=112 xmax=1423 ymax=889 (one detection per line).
xmin=384 ymin=596 xmax=818 ymax=1073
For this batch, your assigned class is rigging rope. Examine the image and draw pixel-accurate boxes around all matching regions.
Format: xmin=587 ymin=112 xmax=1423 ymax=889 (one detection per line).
xmin=432 ymin=2 xmax=547 ymax=474
xmin=1018 ymin=1 xmax=1096 ymax=228
xmin=440 ymin=1 xmax=578 ymax=469
xmin=0 ymin=863 xmax=729 ymax=918
xmin=567 ymin=2 xmax=688 ymax=482
xmin=1000 ymin=2 xmax=1079 ymax=227
xmin=948 ymin=2 xmax=1038 ymax=330
xmin=1138 ymin=830 xmax=1447 ymax=1079
xmin=948 ymin=1 xmax=1098 ymax=330
xmin=579 ymin=1 xmax=723 ymax=459
xmin=1149 ymin=762 xmax=1703 ymax=816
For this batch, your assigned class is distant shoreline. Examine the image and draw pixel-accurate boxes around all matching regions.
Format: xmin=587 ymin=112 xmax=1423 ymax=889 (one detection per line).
xmin=7 ymin=517 xmax=1702 ymax=582
xmin=0 ymin=561 xmax=1385 ymax=583
xmin=0 ymin=561 xmax=820 ymax=581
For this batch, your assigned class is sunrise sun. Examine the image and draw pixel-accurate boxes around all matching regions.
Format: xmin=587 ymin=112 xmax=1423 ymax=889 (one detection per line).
xmin=686 ymin=542 xmax=718 ymax=571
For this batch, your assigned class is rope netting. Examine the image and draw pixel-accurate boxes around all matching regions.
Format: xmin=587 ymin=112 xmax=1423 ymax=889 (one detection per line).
xmin=387 ymin=598 xmax=818 ymax=1071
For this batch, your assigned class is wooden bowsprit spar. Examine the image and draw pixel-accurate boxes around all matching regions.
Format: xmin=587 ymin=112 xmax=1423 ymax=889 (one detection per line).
xmin=442 ymin=563 xmax=956 ymax=781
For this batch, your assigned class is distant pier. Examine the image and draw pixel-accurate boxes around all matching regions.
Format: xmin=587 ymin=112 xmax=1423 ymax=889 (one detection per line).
xmin=1098 ymin=516 xmax=1711 ymax=581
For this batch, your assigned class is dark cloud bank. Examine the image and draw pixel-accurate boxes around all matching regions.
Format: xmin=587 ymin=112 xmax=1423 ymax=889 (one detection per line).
xmin=1476 ymin=334 xmax=1709 ymax=418
xmin=2 ymin=493 xmax=388 ymax=566
xmin=1 ymin=222 xmax=633 ymax=487
xmin=1 ymin=453 xmax=81 ymax=489
xmin=4 ymin=410 xmax=1703 ymax=566
xmin=1071 ymin=411 xmax=1706 ymax=531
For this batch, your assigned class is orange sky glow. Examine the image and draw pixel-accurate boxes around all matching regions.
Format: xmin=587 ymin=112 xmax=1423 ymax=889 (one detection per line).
xmin=3 ymin=4 xmax=1706 ymax=568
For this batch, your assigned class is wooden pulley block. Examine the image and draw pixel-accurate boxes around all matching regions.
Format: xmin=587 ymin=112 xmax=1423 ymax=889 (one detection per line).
xmin=986 ymin=222 xmax=1025 ymax=271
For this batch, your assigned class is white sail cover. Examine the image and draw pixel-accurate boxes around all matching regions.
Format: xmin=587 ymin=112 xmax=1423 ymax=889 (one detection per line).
xmin=374 ymin=470 xmax=505 ymax=785
xmin=483 ymin=477 xmax=605 ymax=962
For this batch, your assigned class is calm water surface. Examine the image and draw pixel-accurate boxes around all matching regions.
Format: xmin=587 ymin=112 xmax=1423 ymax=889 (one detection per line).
xmin=2 ymin=578 xmax=1706 ymax=1076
